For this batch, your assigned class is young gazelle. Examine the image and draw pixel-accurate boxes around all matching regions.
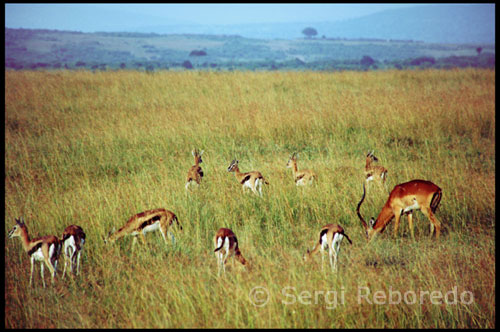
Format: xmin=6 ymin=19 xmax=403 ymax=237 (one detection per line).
xmin=304 ymin=224 xmax=352 ymax=272
xmin=227 ymin=159 xmax=269 ymax=196
xmin=8 ymin=217 xmax=62 ymax=288
xmin=365 ymin=150 xmax=388 ymax=192
xmin=286 ymin=152 xmax=317 ymax=186
xmin=185 ymin=149 xmax=204 ymax=190
xmin=213 ymin=228 xmax=248 ymax=275
xmin=105 ymin=208 xmax=182 ymax=249
xmin=61 ymin=225 xmax=86 ymax=278
xmin=357 ymin=179 xmax=443 ymax=241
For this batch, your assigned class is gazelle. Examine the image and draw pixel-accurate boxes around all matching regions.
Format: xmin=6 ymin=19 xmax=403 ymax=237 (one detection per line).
xmin=227 ymin=159 xmax=269 ymax=196
xmin=8 ymin=217 xmax=62 ymax=288
xmin=105 ymin=208 xmax=182 ymax=249
xmin=357 ymin=179 xmax=442 ymax=241
xmin=304 ymin=224 xmax=352 ymax=271
xmin=61 ymin=225 xmax=86 ymax=278
xmin=365 ymin=150 xmax=388 ymax=192
xmin=185 ymin=149 xmax=204 ymax=190
xmin=286 ymin=152 xmax=317 ymax=186
xmin=213 ymin=228 xmax=247 ymax=275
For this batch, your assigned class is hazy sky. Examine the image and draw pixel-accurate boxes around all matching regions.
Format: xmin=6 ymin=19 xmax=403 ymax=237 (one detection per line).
xmin=5 ymin=3 xmax=416 ymax=30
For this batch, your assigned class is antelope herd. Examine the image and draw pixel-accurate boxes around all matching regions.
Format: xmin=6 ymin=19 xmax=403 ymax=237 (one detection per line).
xmin=8 ymin=149 xmax=443 ymax=287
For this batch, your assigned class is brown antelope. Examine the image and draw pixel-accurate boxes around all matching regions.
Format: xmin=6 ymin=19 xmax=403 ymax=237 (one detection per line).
xmin=185 ymin=149 xmax=204 ymax=190
xmin=286 ymin=152 xmax=317 ymax=186
xmin=61 ymin=225 xmax=86 ymax=278
xmin=357 ymin=179 xmax=442 ymax=241
xmin=227 ymin=159 xmax=269 ymax=196
xmin=213 ymin=228 xmax=247 ymax=275
xmin=304 ymin=224 xmax=352 ymax=271
xmin=8 ymin=217 xmax=62 ymax=288
xmin=365 ymin=150 xmax=388 ymax=192
xmin=105 ymin=208 xmax=182 ymax=249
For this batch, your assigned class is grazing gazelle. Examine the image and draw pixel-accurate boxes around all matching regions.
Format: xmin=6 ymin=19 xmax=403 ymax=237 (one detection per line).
xmin=365 ymin=150 xmax=388 ymax=192
xmin=213 ymin=228 xmax=248 ymax=275
xmin=227 ymin=159 xmax=269 ymax=196
xmin=105 ymin=208 xmax=182 ymax=249
xmin=185 ymin=149 xmax=204 ymax=190
xmin=357 ymin=180 xmax=442 ymax=241
xmin=8 ymin=217 xmax=62 ymax=288
xmin=304 ymin=224 xmax=352 ymax=271
xmin=61 ymin=225 xmax=86 ymax=278
xmin=286 ymin=152 xmax=317 ymax=186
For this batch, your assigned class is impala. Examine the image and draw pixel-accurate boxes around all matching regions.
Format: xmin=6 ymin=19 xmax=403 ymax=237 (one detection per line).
xmin=61 ymin=225 xmax=86 ymax=278
xmin=213 ymin=228 xmax=247 ymax=275
xmin=227 ymin=159 xmax=269 ymax=196
xmin=8 ymin=217 xmax=62 ymax=288
xmin=106 ymin=208 xmax=182 ymax=249
xmin=365 ymin=150 xmax=388 ymax=192
xmin=286 ymin=152 xmax=317 ymax=186
xmin=185 ymin=149 xmax=204 ymax=190
xmin=304 ymin=224 xmax=352 ymax=271
xmin=357 ymin=179 xmax=442 ymax=241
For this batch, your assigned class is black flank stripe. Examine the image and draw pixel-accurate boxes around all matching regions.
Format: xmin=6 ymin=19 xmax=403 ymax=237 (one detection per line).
xmin=240 ymin=175 xmax=251 ymax=185
xmin=139 ymin=215 xmax=161 ymax=230
xmin=28 ymin=242 xmax=43 ymax=256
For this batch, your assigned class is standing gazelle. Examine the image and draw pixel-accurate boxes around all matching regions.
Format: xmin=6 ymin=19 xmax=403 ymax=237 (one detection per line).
xmin=8 ymin=217 xmax=62 ymax=288
xmin=213 ymin=228 xmax=248 ymax=275
xmin=357 ymin=179 xmax=442 ymax=241
xmin=61 ymin=225 xmax=86 ymax=278
xmin=304 ymin=224 xmax=352 ymax=272
xmin=105 ymin=208 xmax=182 ymax=249
xmin=185 ymin=149 xmax=204 ymax=190
xmin=365 ymin=150 xmax=388 ymax=192
xmin=227 ymin=159 xmax=269 ymax=196
xmin=286 ymin=152 xmax=317 ymax=186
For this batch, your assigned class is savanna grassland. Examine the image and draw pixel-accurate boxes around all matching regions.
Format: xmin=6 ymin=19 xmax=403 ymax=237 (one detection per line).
xmin=5 ymin=69 xmax=495 ymax=328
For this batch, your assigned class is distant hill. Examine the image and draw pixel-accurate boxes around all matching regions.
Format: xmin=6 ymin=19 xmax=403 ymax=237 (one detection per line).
xmin=127 ymin=4 xmax=495 ymax=44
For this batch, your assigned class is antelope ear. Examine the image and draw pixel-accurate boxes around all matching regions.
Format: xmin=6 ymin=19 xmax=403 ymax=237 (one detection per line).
xmin=369 ymin=218 xmax=375 ymax=228
xmin=192 ymin=150 xmax=196 ymax=157
xmin=200 ymin=150 xmax=204 ymax=156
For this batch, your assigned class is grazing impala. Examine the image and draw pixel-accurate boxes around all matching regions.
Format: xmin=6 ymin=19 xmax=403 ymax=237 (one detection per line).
xmin=365 ymin=150 xmax=388 ymax=192
xmin=304 ymin=224 xmax=352 ymax=271
xmin=213 ymin=228 xmax=247 ymax=275
xmin=61 ymin=225 xmax=86 ymax=278
xmin=357 ymin=180 xmax=442 ymax=241
xmin=286 ymin=152 xmax=317 ymax=186
xmin=227 ymin=159 xmax=269 ymax=196
xmin=106 ymin=208 xmax=182 ymax=249
xmin=185 ymin=149 xmax=204 ymax=190
xmin=8 ymin=217 xmax=62 ymax=288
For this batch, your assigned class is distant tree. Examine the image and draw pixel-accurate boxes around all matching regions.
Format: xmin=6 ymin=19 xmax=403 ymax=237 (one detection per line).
xmin=120 ymin=62 xmax=126 ymax=69
xmin=476 ymin=47 xmax=482 ymax=56
xmin=302 ymin=27 xmax=318 ymax=39
xmin=182 ymin=60 xmax=193 ymax=69
xmin=360 ymin=55 xmax=375 ymax=67
xmin=75 ymin=61 xmax=86 ymax=67
xmin=189 ymin=50 xmax=207 ymax=56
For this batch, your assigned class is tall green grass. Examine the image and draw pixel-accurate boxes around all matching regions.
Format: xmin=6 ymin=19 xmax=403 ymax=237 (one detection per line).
xmin=5 ymin=69 xmax=495 ymax=328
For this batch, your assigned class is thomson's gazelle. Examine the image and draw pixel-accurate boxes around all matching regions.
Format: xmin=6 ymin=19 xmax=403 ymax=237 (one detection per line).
xmin=286 ymin=152 xmax=317 ymax=186
xmin=304 ymin=224 xmax=352 ymax=272
xmin=213 ymin=228 xmax=247 ymax=275
xmin=61 ymin=225 xmax=86 ymax=278
xmin=185 ymin=149 xmax=204 ymax=190
xmin=8 ymin=217 xmax=62 ymax=288
xmin=105 ymin=208 xmax=182 ymax=249
xmin=365 ymin=150 xmax=388 ymax=192
xmin=227 ymin=159 xmax=269 ymax=196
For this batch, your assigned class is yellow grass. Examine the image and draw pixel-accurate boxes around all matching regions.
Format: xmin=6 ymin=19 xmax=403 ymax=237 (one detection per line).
xmin=5 ymin=69 xmax=495 ymax=328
